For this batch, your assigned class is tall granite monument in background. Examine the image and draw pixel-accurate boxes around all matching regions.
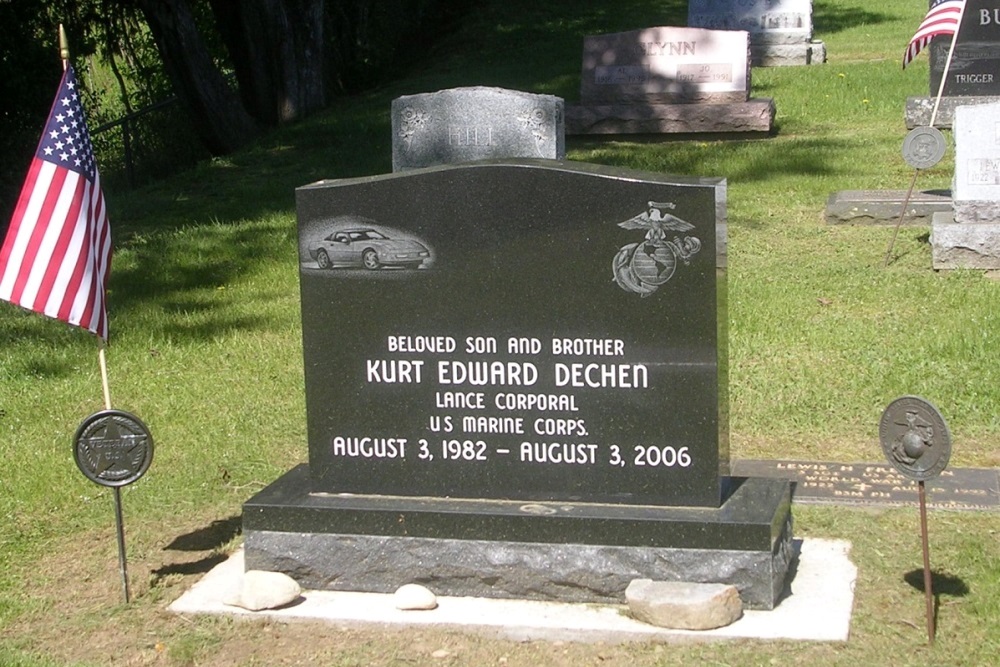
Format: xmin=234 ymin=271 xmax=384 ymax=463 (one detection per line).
xmin=567 ymin=26 xmax=776 ymax=135
xmin=242 ymin=159 xmax=793 ymax=610
xmin=688 ymin=0 xmax=826 ymax=66
xmin=907 ymin=0 xmax=1000 ymax=129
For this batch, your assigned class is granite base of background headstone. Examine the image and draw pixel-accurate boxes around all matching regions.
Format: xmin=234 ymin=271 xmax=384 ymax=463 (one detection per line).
xmin=932 ymin=103 xmax=1000 ymax=269
xmin=569 ymin=27 xmax=775 ymax=136
xmin=688 ymin=0 xmax=826 ymax=67
xmin=825 ymin=189 xmax=951 ymax=225
xmin=243 ymin=465 xmax=793 ymax=610
xmin=905 ymin=96 xmax=1000 ymax=130
xmin=566 ymin=99 xmax=776 ymax=136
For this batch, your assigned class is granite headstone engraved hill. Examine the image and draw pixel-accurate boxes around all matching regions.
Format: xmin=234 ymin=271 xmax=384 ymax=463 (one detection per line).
xmin=688 ymin=0 xmax=826 ymax=66
xmin=566 ymin=26 xmax=775 ymax=135
xmin=391 ymin=87 xmax=564 ymax=171
xmin=241 ymin=160 xmax=794 ymax=610
xmin=907 ymin=0 xmax=1000 ymax=129
xmin=932 ymin=102 xmax=1000 ymax=268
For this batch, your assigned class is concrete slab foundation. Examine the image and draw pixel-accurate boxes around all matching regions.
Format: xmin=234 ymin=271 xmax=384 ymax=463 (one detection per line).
xmin=168 ymin=538 xmax=857 ymax=643
xmin=905 ymin=96 xmax=1000 ymax=129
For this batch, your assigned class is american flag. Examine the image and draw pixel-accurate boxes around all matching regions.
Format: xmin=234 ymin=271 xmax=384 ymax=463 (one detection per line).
xmin=0 ymin=65 xmax=111 ymax=340
xmin=903 ymin=0 xmax=966 ymax=68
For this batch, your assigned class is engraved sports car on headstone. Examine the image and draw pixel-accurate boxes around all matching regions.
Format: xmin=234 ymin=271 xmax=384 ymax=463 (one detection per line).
xmin=308 ymin=227 xmax=431 ymax=270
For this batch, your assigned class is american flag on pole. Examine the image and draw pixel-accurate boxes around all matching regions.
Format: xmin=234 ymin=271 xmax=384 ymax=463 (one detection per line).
xmin=0 ymin=65 xmax=111 ymax=340
xmin=903 ymin=0 xmax=966 ymax=68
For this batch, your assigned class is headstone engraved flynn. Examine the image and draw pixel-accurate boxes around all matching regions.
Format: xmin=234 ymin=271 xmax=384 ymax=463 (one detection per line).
xmin=391 ymin=87 xmax=564 ymax=171
xmin=567 ymin=27 xmax=775 ymax=135
xmin=243 ymin=160 xmax=794 ymax=609
xmin=579 ymin=27 xmax=749 ymax=105
xmin=932 ymin=102 xmax=1000 ymax=268
xmin=687 ymin=0 xmax=826 ymax=66
xmin=907 ymin=0 xmax=1000 ymax=128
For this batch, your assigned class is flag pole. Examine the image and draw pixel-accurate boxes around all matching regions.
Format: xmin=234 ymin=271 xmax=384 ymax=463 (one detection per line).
xmin=885 ymin=2 xmax=968 ymax=267
xmin=59 ymin=24 xmax=69 ymax=73
xmin=59 ymin=25 xmax=131 ymax=603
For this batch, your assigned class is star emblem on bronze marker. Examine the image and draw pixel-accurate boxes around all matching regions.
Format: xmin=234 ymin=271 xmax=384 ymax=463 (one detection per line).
xmin=73 ymin=410 xmax=154 ymax=487
xmin=81 ymin=420 xmax=147 ymax=475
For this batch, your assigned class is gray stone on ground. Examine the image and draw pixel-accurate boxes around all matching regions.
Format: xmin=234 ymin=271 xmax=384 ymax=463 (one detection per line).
xmin=223 ymin=570 xmax=301 ymax=611
xmin=394 ymin=583 xmax=438 ymax=610
xmin=625 ymin=579 xmax=743 ymax=630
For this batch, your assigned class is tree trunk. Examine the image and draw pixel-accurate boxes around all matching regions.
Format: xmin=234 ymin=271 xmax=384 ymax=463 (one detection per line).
xmin=138 ymin=0 xmax=259 ymax=155
xmin=209 ymin=0 xmax=325 ymax=126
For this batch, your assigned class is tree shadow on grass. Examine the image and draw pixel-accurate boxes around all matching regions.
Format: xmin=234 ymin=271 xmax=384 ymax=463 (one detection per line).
xmin=813 ymin=2 xmax=895 ymax=35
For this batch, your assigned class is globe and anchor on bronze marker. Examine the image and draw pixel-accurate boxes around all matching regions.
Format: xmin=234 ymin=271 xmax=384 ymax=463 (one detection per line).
xmin=612 ymin=201 xmax=702 ymax=296
xmin=879 ymin=395 xmax=952 ymax=481
xmin=878 ymin=395 xmax=952 ymax=646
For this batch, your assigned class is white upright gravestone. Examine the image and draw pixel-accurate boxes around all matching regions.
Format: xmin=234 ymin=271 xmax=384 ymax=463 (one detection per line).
xmin=932 ymin=102 xmax=1000 ymax=268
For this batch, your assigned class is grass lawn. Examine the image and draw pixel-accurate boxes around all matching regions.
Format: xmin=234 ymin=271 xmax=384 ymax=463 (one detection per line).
xmin=1 ymin=0 xmax=998 ymax=665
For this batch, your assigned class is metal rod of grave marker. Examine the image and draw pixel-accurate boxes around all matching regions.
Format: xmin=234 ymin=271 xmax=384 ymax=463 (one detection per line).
xmin=884 ymin=2 xmax=969 ymax=267
xmin=101 ymin=342 xmax=132 ymax=604
xmin=918 ymin=480 xmax=935 ymax=644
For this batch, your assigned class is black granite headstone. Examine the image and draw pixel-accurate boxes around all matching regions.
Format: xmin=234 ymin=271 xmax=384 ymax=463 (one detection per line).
xmin=930 ymin=0 xmax=1000 ymax=97
xmin=243 ymin=160 xmax=793 ymax=610
xmin=296 ymin=160 xmax=726 ymax=508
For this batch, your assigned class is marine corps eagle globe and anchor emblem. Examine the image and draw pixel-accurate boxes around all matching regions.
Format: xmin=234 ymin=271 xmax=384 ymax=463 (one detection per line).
xmin=612 ymin=201 xmax=702 ymax=296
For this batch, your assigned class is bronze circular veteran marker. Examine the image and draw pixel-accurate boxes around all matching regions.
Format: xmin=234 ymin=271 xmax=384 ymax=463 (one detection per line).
xmin=902 ymin=126 xmax=947 ymax=170
xmin=879 ymin=396 xmax=951 ymax=480
xmin=73 ymin=410 xmax=154 ymax=487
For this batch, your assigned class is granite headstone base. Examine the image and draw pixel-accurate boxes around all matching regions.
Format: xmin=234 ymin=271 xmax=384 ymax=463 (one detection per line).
xmin=752 ymin=41 xmax=826 ymax=67
xmin=242 ymin=465 xmax=794 ymax=610
xmin=931 ymin=212 xmax=1000 ymax=269
xmin=566 ymin=99 xmax=775 ymax=135
xmin=905 ymin=96 xmax=1000 ymax=130
xmin=825 ymin=189 xmax=951 ymax=225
